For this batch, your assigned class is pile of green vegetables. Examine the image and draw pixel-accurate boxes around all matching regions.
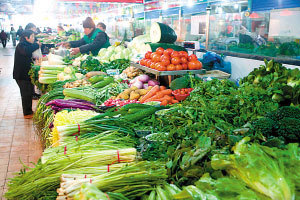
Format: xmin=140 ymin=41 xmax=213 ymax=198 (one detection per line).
xmin=79 ymin=55 xmax=130 ymax=74
xmin=29 ymin=65 xmax=48 ymax=93
xmin=241 ymin=59 xmax=300 ymax=106
xmin=7 ymin=54 xmax=300 ymax=200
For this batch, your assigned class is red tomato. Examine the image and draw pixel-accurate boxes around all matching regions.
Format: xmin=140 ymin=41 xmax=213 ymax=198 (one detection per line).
xmin=156 ymin=62 xmax=165 ymax=68
xmin=150 ymin=62 xmax=156 ymax=69
xmin=145 ymin=51 xmax=152 ymax=59
xmin=146 ymin=59 xmax=152 ymax=67
xmin=175 ymin=64 xmax=183 ymax=71
xmin=160 ymin=55 xmax=171 ymax=61
xmin=161 ymin=66 xmax=167 ymax=71
xmin=182 ymin=63 xmax=188 ymax=70
xmin=151 ymin=53 xmax=161 ymax=62
xmin=188 ymin=54 xmax=198 ymax=62
xmin=139 ymin=58 xmax=146 ymax=66
xmin=181 ymin=57 xmax=188 ymax=64
xmin=165 ymin=48 xmax=174 ymax=55
xmin=179 ymin=51 xmax=188 ymax=58
xmin=198 ymin=61 xmax=203 ymax=69
xmin=188 ymin=60 xmax=201 ymax=70
xmin=156 ymin=62 xmax=164 ymax=71
xmin=167 ymin=64 xmax=176 ymax=71
xmin=171 ymin=51 xmax=180 ymax=58
xmin=171 ymin=57 xmax=181 ymax=65
xmin=156 ymin=47 xmax=164 ymax=55
xmin=161 ymin=59 xmax=170 ymax=67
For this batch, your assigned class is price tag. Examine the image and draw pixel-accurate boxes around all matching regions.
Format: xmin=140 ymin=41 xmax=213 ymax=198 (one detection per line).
xmin=106 ymin=69 xmax=120 ymax=76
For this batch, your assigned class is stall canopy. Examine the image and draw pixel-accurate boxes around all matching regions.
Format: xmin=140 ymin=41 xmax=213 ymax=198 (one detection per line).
xmin=252 ymin=0 xmax=300 ymax=11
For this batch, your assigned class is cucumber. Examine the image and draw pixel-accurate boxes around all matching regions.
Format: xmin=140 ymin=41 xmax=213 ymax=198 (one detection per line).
xmin=63 ymin=88 xmax=95 ymax=103
xmin=145 ymin=43 xmax=187 ymax=52
xmin=150 ymin=22 xmax=177 ymax=43
xmin=119 ymin=103 xmax=153 ymax=111
xmin=88 ymin=75 xmax=104 ymax=84
xmin=92 ymin=76 xmax=114 ymax=88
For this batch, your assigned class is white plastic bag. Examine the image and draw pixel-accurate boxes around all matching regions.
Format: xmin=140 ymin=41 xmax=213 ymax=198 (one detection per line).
xmin=32 ymin=48 xmax=42 ymax=59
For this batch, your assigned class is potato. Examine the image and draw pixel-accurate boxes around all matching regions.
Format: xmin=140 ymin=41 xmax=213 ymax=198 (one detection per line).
xmin=123 ymin=89 xmax=132 ymax=95
xmin=119 ymin=93 xmax=129 ymax=100
xmin=138 ymin=89 xmax=148 ymax=96
xmin=130 ymin=86 xmax=138 ymax=91
xmin=130 ymin=91 xmax=140 ymax=100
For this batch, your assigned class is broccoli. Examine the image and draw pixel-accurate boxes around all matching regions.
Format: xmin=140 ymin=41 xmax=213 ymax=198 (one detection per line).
xmin=276 ymin=117 xmax=300 ymax=143
xmin=267 ymin=106 xmax=300 ymax=121
xmin=252 ymin=117 xmax=276 ymax=138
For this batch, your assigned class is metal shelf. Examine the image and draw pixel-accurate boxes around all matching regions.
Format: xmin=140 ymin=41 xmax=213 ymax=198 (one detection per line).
xmin=131 ymin=62 xmax=206 ymax=76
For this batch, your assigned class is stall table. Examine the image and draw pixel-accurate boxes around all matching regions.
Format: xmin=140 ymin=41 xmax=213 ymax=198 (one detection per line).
xmin=131 ymin=62 xmax=206 ymax=86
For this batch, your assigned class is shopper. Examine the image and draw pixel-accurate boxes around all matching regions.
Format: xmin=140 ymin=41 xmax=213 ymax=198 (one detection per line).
xmin=36 ymin=27 xmax=41 ymax=34
xmin=13 ymin=30 xmax=41 ymax=119
xmin=25 ymin=23 xmax=37 ymax=32
xmin=0 ymin=30 xmax=8 ymax=48
xmin=61 ymin=17 xmax=110 ymax=56
xmin=16 ymin=26 xmax=23 ymax=41
xmin=24 ymin=22 xmax=41 ymax=99
xmin=97 ymin=22 xmax=106 ymax=32
xmin=10 ymin=27 xmax=17 ymax=46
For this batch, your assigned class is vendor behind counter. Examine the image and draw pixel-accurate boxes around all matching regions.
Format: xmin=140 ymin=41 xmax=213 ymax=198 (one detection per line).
xmin=61 ymin=17 xmax=110 ymax=56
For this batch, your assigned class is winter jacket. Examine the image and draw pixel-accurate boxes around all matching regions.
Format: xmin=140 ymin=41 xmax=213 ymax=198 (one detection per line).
xmin=13 ymin=40 xmax=39 ymax=80
xmin=69 ymin=28 xmax=110 ymax=56
xmin=16 ymin=29 xmax=23 ymax=37
xmin=0 ymin=31 xmax=7 ymax=40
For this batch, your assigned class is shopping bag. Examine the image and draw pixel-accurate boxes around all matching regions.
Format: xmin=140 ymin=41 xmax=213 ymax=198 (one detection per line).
xmin=32 ymin=48 xmax=42 ymax=59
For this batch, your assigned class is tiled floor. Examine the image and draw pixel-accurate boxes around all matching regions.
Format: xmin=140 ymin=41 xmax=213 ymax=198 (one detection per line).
xmin=0 ymin=42 xmax=43 ymax=199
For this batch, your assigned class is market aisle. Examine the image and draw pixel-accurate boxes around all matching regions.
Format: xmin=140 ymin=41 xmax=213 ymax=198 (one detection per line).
xmin=0 ymin=42 xmax=43 ymax=199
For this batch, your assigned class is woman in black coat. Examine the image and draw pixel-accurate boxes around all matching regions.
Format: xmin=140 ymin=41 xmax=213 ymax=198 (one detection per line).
xmin=13 ymin=30 xmax=40 ymax=118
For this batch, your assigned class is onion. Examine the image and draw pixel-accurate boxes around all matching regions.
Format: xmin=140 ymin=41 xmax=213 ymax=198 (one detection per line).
xmin=130 ymin=77 xmax=138 ymax=84
xmin=148 ymin=79 xmax=160 ymax=86
xmin=132 ymin=80 xmax=144 ymax=89
xmin=143 ymin=84 xmax=149 ymax=89
xmin=137 ymin=75 xmax=150 ymax=83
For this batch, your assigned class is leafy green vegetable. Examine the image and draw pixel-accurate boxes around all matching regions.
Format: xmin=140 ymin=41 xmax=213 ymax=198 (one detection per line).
xmin=251 ymin=106 xmax=300 ymax=143
xmin=211 ymin=137 xmax=294 ymax=200
xmin=240 ymin=59 xmax=300 ymax=106
xmin=170 ymin=76 xmax=190 ymax=90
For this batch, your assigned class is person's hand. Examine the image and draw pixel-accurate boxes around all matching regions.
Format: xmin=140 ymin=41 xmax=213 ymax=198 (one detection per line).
xmin=57 ymin=42 xmax=70 ymax=47
xmin=37 ymin=41 xmax=42 ymax=48
xmin=70 ymin=48 xmax=80 ymax=55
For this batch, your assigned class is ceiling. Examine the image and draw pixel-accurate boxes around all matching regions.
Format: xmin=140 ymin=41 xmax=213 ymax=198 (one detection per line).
xmin=0 ymin=0 xmax=34 ymax=14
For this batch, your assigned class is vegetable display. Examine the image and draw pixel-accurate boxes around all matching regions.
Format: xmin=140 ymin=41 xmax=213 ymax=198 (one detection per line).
xmin=240 ymin=59 xmax=300 ymax=106
xmin=6 ymin=27 xmax=300 ymax=200
xmin=121 ymin=66 xmax=143 ymax=79
xmin=63 ymin=79 xmax=91 ymax=88
xmin=114 ymin=85 xmax=152 ymax=101
xmin=140 ymin=48 xmax=202 ymax=71
xmin=98 ymin=45 xmax=134 ymax=63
